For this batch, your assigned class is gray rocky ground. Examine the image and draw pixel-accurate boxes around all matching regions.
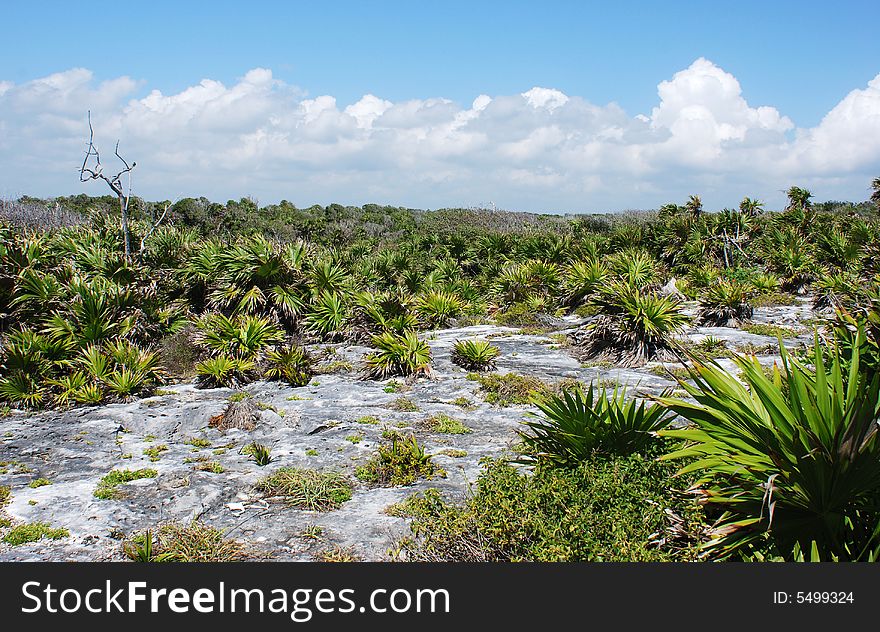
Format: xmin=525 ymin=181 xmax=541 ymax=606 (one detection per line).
xmin=0 ymin=298 xmax=817 ymax=561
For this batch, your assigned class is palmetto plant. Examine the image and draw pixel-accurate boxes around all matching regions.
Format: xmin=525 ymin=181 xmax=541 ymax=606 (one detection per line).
xmin=812 ymin=270 xmax=859 ymax=311
xmin=608 ymin=248 xmax=658 ymax=288
xmin=0 ymin=371 xmax=45 ymax=409
xmin=47 ymin=371 xmax=90 ymax=407
xmin=494 ymin=263 xmax=533 ymax=307
xmin=363 ymin=331 xmax=432 ymax=379
xmin=195 ymin=313 xmax=283 ymax=359
xmin=575 ymin=282 xmax=688 ymax=367
xmin=43 ymin=276 xmax=139 ymax=346
xmin=191 ymin=236 xmax=307 ymax=323
xmin=306 ymin=291 xmax=348 ymax=341
xmin=749 ymin=272 xmax=781 ymax=294
xmin=520 ymin=383 xmax=674 ymax=465
xmin=450 ymin=339 xmax=500 ymax=371
xmin=817 ymin=228 xmax=861 ymax=269
xmin=561 ymin=258 xmax=609 ymax=307
xmin=763 ymin=228 xmax=816 ymax=292
xmin=309 ymin=260 xmax=350 ymax=296
xmin=195 ymin=355 xmax=256 ymax=388
xmin=657 ymin=330 xmax=880 ymax=561
xmin=697 ymin=280 xmax=754 ymax=326
xmin=416 ymin=290 xmax=463 ymax=328
xmin=739 ymin=197 xmax=764 ymax=217
xmin=264 ymin=345 xmax=313 ymax=387
xmin=10 ymin=268 xmax=65 ymax=318
xmin=104 ymin=366 xmax=151 ymax=399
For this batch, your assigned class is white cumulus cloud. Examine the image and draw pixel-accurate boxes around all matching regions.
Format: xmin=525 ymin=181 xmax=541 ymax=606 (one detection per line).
xmin=0 ymin=60 xmax=877 ymax=211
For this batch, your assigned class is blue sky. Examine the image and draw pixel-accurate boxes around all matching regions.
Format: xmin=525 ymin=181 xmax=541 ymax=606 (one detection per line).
xmin=1 ymin=1 xmax=879 ymax=211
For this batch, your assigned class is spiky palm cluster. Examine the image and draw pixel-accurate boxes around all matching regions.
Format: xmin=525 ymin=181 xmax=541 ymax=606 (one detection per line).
xmin=572 ymin=282 xmax=689 ymax=367
xmin=697 ymin=280 xmax=754 ymax=326
xmin=0 ymin=227 xmax=174 ymax=407
xmin=363 ymin=331 xmax=433 ymax=379
xmin=450 ymin=339 xmax=500 ymax=371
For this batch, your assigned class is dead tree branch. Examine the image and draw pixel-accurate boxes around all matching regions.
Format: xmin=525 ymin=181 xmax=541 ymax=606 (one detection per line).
xmin=79 ymin=110 xmax=136 ymax=261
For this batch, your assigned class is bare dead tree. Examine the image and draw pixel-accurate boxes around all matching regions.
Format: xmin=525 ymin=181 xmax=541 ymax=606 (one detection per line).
xmin=79 ymin=110 xmax=136 ymax=261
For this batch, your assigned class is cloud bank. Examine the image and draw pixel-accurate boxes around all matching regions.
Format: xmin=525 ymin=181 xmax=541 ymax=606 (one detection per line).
xmin=0 ymin=58 xmax=878 ymax=212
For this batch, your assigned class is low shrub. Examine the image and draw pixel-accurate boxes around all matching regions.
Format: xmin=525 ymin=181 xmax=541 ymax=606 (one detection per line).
xmin=468 ymin=372 xmax=549 ymax=406
xmin=355 ymin=435 xmax=444 ymax=486
xmin=396 ymin=456 xmax=703 ymax=561
xmin=157 ymin=325 xmax=203 ymax=380
xmin=495 ymin=303 xmax=540 ymax=327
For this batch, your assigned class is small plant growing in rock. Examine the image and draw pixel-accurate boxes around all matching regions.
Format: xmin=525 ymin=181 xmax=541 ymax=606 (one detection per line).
xmin=143 ymin=445 xmax=169 ymax=462
xmin=468 ymin=372 xmax=549 ymax=406
xmin=0 ymin=485 xmax=11 ymax=506
xmin=123 ymin=530 xmax=174 ymax=562
xmin=451 ymin=396 xmax=475 ymax=409
xmin=125 ymin=522 xmax=248 ymax=562
xmin=28 ymin=478 xmax=52 ymax=488
xmin=300 ymin=525 xmax=324 ymax=540
xmin=255 ymin=468 xmax=353 ymax=511
xmin=388 ymin=397 xmax=420 ymax=412
xmin=383 ymin=380 xmax=405 ymax=393
xmin=3 ymin=522 xmax=69 ymax=546
xmin=423 ymin=413 xmax=472 ymax=435
xmin=242 ymin=442 xmax=274 ymax=466
xmin=741 ymin=323 xmax=801 ymax=338
xmin=94 ymin=468 xmax=158 ymax=500
xmin=438 ymin=448 xmax=468 ymax=458
xmin=314 ymin=545 xmax=360 ymax=562
xmin=451 ymin=340 xmax=500 ymax=371
xmin=194 ymin=461 xmax=224 ymax=473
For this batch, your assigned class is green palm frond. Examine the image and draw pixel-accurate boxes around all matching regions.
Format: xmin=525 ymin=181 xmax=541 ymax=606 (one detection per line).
xmin=657 ymin=328 xmax=880 ymax=561
xmin=520 ymin=383 xmax=673 ymax=464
